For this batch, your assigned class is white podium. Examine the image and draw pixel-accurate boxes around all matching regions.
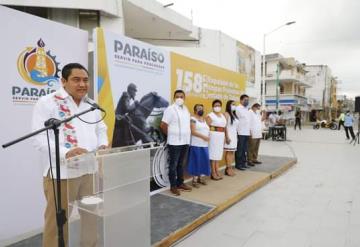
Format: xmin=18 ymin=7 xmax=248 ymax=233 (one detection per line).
xmin=65 ymin=144 xmax=155 ymax=247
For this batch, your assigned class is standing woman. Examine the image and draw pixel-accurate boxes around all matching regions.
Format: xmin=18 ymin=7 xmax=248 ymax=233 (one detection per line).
xmin=206 ymin=99 xmax=227 ymax=180
xmin=223 ymin=100 xmax=238 ymax=176
xmin=187 ymin=104 xmax=211 ymax=187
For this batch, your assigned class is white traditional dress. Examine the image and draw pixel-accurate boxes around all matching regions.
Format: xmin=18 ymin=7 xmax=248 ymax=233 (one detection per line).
xmin=207 ymin=112 xmax=226 ymax=160
xmin=224 ymin=114 xmax=239 ymax=151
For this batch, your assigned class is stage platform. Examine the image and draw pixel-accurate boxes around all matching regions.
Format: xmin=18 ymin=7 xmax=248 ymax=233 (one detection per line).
xmin=7 ymin=155 xmax=296 ymax=247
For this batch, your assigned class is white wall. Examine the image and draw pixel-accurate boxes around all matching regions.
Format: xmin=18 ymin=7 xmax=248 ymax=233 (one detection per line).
xmin=266 ymin=60 xmax=278 ymax=75
xmin=305 ymin=65 xmax=332 ymax=108
xmin=246 ymin=50 xmax=261 ymax=103
xmin=266 ymin=81 xmax=277 ymax=95
xmin=165 ymin=28 xmax=238 ymax=72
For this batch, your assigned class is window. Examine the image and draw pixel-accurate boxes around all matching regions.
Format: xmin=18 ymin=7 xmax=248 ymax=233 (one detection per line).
xmin=265 ymin=83 xmax=267 ymax=94
xmin=280 ymin=84 xmax=284 ymax=94
xmin=79 ymin=10 xmax=100 ymax=41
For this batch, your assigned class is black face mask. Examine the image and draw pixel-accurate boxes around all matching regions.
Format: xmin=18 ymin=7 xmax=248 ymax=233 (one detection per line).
xmin=197 ymin=110 xmax=204 ymax=116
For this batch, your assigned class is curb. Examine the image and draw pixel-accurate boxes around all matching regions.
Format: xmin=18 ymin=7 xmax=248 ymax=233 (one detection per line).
xmin=154 ymin=158 xmax=297 ymax=247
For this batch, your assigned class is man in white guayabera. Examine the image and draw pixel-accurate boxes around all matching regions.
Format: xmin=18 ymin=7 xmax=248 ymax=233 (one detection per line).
xmin=32 ymin=63 xmax=108 ymax=247
xmin=160 ymin=89 xmax=193 ymax=196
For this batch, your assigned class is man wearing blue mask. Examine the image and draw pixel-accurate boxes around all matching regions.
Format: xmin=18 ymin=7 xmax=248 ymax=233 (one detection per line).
xmin=235 ymin=94 xmax=252 ymax=170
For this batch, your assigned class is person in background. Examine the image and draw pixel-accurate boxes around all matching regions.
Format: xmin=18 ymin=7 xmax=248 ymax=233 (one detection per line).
xmin=344 ymin=110 xmax=355 ymax=140
xmin=277 ymin=110 xmax=286 ymax=125
xmin=206 ymin=99 xmax=227 ymax=180
xmin=338 ymin=112 xmax=345 ymax=130
xmin=223 ymin=100 xmax=238 ymax=176
xmin=294 ymin=110 xmax=302 ymax=130
xmin=262 ymin=110 xmax=270 ymax=140
xmin=187 ymin=104 xmax=211 ymax=188
xmin=268 ymin=111 xmax=278 ymax=127
xmin=248 ymin=103 xmax=263 ymax=165
xmin=160 ymin=89 xmax=192 ymax=196
xmin=235 ymin=94 xmax=252 ymax=170
xmin=268 ymin=111 xmax=278 ymax=139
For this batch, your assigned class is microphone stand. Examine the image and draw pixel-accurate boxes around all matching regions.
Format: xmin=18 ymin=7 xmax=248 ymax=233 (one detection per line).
xmin=2 ymin=106 xmax=98 ymax=247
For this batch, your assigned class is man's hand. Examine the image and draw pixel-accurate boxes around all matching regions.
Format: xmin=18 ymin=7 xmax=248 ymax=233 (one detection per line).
xmin=65 ymin=147 xmax=88 ymax=159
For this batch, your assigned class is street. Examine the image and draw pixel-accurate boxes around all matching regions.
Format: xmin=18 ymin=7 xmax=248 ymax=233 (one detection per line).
xmin=175 ymin=127 xmax=360 ymax=247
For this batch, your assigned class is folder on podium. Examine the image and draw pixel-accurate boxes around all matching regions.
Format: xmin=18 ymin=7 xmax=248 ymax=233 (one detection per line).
xmin=65 ymin=143 xmax=157 ymax=247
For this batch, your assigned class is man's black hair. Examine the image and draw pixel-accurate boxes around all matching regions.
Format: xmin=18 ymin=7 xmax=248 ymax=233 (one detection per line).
xmin=61 ymin=63 xmax=88 ymax=80
xmin=173 ymin=89 xmax=185 ymax=98
xmin=240 ymin=94 xmax=249 ymax=101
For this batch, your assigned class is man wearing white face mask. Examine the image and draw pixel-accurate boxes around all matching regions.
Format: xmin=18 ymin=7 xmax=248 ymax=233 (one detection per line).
xmin=235 ymin=94 xmax=252 ymax=170
xmin=160 ymin=90 xmax=192 ymax=196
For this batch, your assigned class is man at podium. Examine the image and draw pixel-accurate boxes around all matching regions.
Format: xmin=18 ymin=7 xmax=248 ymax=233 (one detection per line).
xmin=31 ymin=63 xmax=108 ymax=247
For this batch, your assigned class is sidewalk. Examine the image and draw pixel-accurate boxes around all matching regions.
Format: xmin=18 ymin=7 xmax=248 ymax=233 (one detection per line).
xmin=174 ymin=127 xmax=360 ymax=247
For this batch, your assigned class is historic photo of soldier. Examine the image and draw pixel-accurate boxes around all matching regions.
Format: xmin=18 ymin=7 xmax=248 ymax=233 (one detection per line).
xmin=112 ymin=82 xmax=169 ymax=147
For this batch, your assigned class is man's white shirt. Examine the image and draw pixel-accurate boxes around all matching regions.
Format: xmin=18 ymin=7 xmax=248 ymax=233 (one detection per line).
xmin=162 ymin=103 xmax=191 ymax=145
xmin=31 ymin=87 xmax=108 ymax=179
xmin=249 ymin=109 xmax=263 ymax=139
xmin=235 ymin=104 xmax=251 ymax=136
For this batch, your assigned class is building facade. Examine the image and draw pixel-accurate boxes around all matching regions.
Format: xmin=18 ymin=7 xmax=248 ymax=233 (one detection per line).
xmin=264 ymin=53 xmax=311 ymax=115
xmin=305 ymin=65 xmax=338 ymax=121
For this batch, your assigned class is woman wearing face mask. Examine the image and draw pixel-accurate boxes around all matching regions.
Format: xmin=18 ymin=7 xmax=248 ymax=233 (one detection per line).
xmin=223 ymin=100 xmax=238 ymax=176
xmin=206 ymin=99 xmax=227 ymax=180
xmin=187 ymin=104 xmax=211 ymax=187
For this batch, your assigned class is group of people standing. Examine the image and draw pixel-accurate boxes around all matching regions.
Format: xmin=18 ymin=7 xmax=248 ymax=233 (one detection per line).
xmin=160 ymin=90 xmax=263 ymax=196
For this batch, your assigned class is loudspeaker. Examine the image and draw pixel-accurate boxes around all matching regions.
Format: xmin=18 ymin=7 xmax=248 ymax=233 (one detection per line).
xmin=355 ymin=96 xmax=360 ymax=112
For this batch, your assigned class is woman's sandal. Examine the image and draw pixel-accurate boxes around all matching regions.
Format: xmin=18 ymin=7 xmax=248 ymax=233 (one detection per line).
xmin=192 ymin=179 xmax=200 ymax=188
xmin=198 ymin=177 xmax=207 ymax=185
xmin=211 ymin=174 xmax=221 ymax=181
xmin=225 ymin=167 xmax=235 ymax=177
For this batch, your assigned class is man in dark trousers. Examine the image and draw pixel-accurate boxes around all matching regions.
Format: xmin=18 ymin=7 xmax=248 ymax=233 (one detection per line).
xmin=344 ymin=111 xmax=355 ymax=140
xmin=294 ymin=110 xmax=302 ymax=130
xmin=235 ymin=94 xmax=251 ymax=170
xmin=338 ymin=112 xmax=345 ymax=130
xmin=160 ymin=90 xmax=192 ymax=196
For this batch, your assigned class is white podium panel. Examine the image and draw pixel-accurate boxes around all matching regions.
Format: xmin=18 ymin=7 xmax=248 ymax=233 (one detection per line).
xmin=66 ymin=146 xmax=152 ymax=247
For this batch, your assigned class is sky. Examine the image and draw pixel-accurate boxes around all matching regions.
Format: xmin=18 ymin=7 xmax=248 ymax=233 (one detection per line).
xmin=158 ymin=0 xmax=360 ymax=99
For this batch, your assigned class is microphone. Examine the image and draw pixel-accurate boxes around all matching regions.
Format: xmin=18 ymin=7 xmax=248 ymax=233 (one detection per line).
xmin=85 ymin=98 xmax=106 ymax=113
